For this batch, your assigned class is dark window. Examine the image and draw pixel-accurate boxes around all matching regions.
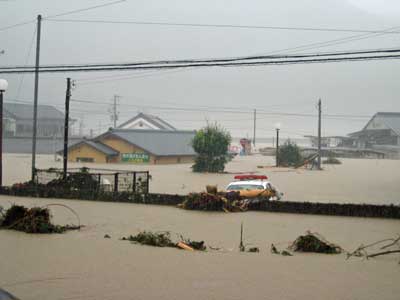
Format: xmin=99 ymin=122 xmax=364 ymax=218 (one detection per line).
xmin=76 ymin=157 xmax=94 ymax=163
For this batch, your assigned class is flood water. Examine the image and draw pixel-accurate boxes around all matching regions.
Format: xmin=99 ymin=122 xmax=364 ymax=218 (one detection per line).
xmin=1 ymin=196 xmax=399 ymax=300
xmin=4 ymin=153 xmax=400 ymax=204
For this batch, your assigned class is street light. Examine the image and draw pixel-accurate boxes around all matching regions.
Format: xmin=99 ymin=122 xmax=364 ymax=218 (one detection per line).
xmin=274 ymin=123 xmax=281 ymax=167
xmin=0 ymin=79 xmax=9 ymax=187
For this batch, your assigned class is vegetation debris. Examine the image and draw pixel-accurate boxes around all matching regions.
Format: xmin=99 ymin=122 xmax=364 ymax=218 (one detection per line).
xmin=323 ymin=156 xmax=342 ymax=164
xmin=122 ymin=231 xmax=207 ymax=251
xmin=289 ymin=231 xmax=342 ymax=254
xmin=179 ymin=192 xmax=246 ymax=212
xmin=0 ymin=204 xmax=81 ymax=234
xmin=247 ymin=247 xmax=260 ymax=253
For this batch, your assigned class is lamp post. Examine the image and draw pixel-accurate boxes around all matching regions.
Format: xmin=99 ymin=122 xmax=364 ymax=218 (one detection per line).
xmin=274 ymin=123 xmax=281 ymax=167
xmin=0 ymin=79 xmax=9 ymax=187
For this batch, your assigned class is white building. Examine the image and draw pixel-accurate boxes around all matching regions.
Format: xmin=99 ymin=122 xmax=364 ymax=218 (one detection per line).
xmin=117 ymin=113 xmax=176 ymax=131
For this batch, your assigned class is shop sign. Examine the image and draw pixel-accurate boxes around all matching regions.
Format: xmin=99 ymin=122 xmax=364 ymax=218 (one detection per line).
xmin=121 ymin=153 xmax=150 ymax=163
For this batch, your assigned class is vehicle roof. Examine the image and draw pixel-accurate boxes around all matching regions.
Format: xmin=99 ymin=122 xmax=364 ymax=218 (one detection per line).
xmin=227 ymin=180 xmax=270 ymax=186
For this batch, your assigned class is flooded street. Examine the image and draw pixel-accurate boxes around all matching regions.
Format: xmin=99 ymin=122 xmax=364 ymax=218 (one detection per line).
xmin=4 ymin=153 xmax=400 ymax=204
xmin=1 ymin=196 xmax=399 ymax=300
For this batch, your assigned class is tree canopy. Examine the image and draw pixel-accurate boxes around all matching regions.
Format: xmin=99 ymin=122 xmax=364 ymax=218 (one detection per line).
xmin=191 ymin=124 xmax=231 ymax=173
xmin=278 ymin=140 xmax=303 ymax=167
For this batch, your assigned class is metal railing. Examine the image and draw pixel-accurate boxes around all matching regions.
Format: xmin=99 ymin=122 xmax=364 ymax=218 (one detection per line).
xmin=35 ymin=167 xmax=150 ymax=194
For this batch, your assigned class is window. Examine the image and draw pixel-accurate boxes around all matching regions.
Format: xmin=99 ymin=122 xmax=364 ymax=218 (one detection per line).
xmin=226 ymin=184 xmax=265 ymax=191
xmin=76 ymin=157 xmax=94 ymax=163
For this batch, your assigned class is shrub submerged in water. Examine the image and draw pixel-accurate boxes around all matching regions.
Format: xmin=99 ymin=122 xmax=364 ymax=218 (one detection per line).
xmin=0 ymin=204 xmax=80 ymax=234
xmin=289 ymin=232 xmax=342 ymax=254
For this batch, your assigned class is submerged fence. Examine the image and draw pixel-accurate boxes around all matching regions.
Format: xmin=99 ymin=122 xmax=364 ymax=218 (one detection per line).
xmin=35 ymin=168 xmax=150 ymax=194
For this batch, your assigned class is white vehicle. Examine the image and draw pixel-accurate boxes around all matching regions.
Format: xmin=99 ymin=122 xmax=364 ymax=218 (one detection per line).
xmin=226 ymin=175 xmax=282 ymax=200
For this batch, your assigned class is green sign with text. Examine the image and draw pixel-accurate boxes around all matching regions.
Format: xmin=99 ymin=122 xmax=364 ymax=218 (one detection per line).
xmin=121 ymin=153 xmax=150 ymax=163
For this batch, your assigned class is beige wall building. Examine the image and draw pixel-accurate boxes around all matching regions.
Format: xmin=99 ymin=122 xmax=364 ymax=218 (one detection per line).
xmin=63 ymin=128 xmax=196 ymax=164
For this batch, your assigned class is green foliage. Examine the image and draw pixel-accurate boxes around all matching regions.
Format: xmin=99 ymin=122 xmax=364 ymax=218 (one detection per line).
xmin=191 ymin=123 xmax=232 ymax=173
xmin=323 ymin=156 xmax=342 ymax=165
xmin=278 ymin=140 xmax=303 ymax=167
xmin=123 ymin=231 xmax=175 ymax=247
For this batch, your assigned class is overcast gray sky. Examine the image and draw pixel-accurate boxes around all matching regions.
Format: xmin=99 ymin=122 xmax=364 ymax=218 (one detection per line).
xmin=1 ymin=0 xmax=399 ymax=140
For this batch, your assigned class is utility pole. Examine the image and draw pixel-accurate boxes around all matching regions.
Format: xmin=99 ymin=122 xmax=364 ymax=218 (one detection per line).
xmin=317 ymin=98 xmax=322 ymax=170
xmin=276 ymin=128 xmax=280 ymax=167
xmin=0 ymin=80 xmax=8 ymax=187
xmin=31 ymin=14 xmax=42 ymax=182
xmin=253 ymin=109 xmax=256 ymax=147
xmin=110 ymin=95 xmax=120 ymax=128
xmin=63 ymin=78 xmax=72 ymax=180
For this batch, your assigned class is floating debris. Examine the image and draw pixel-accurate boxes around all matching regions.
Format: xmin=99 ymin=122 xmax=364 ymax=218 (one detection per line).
xmin=271 ymin=243 xmax=279 ymax=254
xmin=247 ymin=247 xmax=260 ymax=253
xmin=123 ymin=231 xmax=175 ymax=247
xmin=122 ymin=231 xmax=206 ymax=251
xmin=281 ymin=250 xmax=293 ymax=256
xmin=289 ymin=231 xmax=342 ymax=254
xmin=0 ymin=204 xmax=81 ymax=234
xmin=179 ymin=192 xmax=250 ymax=212
xmin=177 ymin=242 xmax=194 ymax=251
xmin=271 ymin=243 xmax=293 ymax=256
xmin=180 ymin=235 xmax=207 ymax=251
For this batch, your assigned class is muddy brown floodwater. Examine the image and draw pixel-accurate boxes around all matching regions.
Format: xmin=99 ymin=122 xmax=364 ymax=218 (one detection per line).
xmin=1 ymin=196 xmax=399 ymax=300
xmin=4 ymin=154 xmax=400 ymax=204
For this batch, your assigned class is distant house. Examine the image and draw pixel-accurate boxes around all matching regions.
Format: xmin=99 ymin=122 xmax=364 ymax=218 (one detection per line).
xmin=4 ymin=103 xmax=65 ymax=137
xmin=118 ymin=112 xmax=176 ymax=131
xmin=62 ymin=128 xmax=196 ymax=164
xmin=304 ymin=135 xmax=355 ymax=148
xmin=348 ymin=112 xmax=400 ymax=148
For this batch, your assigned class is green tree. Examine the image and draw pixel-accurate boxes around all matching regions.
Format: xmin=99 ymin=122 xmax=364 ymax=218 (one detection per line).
xmin=192 ymin=124 xmax=232 ymax=173
xmin=278 ymin=140 xmax=303 ymax=167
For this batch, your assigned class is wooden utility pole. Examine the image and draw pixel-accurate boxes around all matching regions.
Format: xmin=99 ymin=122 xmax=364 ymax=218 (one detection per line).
xmin=63 ymin=78 xmax=71 ymax=179
xmin=31 ymin=14 xmax=42 ymax=182
xmin=317 ymin=99 xmax=322 ymax=170
xmin=253 ymin=109 xmax=256 ymax=147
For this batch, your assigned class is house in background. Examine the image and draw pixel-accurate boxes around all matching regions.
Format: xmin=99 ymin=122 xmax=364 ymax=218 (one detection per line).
xmin=348 ymin=112 xmax=400 ymax=148
xmin=304 ymin=135 xmax=355 ymax=148
xmin=62 ymin=128 xmax=196 ymax=164
xmin=4 ymin=103 xmax=66 ymax=137
xmin=118 ymin=112 xmax=176 ymax=131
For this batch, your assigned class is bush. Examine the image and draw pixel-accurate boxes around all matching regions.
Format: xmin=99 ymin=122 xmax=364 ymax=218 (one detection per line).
xmin=323 ymin=156 xmax=342 ymax=164
xmin=192 ymin=123 xmax=231 ymax=173
xmin=278 ymin=140 xmax=303 ymax=167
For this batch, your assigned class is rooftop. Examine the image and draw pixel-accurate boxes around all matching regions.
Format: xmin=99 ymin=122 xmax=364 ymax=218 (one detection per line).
xmin=118 ymin=112 xmax=176 ymax=131
xmin=5 ymin=103 xmax=65 ymax=120
xmin=98 ymin=128 xmax=196 ymax=156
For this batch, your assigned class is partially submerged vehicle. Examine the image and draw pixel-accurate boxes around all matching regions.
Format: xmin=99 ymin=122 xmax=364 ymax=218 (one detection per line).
xmin=226 ymin=175 xmax=282 ymax=201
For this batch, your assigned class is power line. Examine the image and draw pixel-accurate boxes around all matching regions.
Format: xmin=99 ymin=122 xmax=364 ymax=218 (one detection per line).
xmin=256 ymin=26 xmax=400 ymax=56
xmin=3 ymin=47 xmax=400 ymax=70
xmin=2 ymin=53 xmax=400 ymax=74
xmin=43 ymin=0 xmax=127 ymax=19
xmin=69 ymin=98 xmax=371 ymax=119
xmin=76 ymin=68 xmax=193 ymax=85
xmin=14 ymin=24 xmax=37 ymax=100
xmin=44 ymin=18 xmax=400 ymax=35
xmin=0 ymin=20 xmax=35 ymax=32
xmin=0 ymin=0 xmax=126 ymax=33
